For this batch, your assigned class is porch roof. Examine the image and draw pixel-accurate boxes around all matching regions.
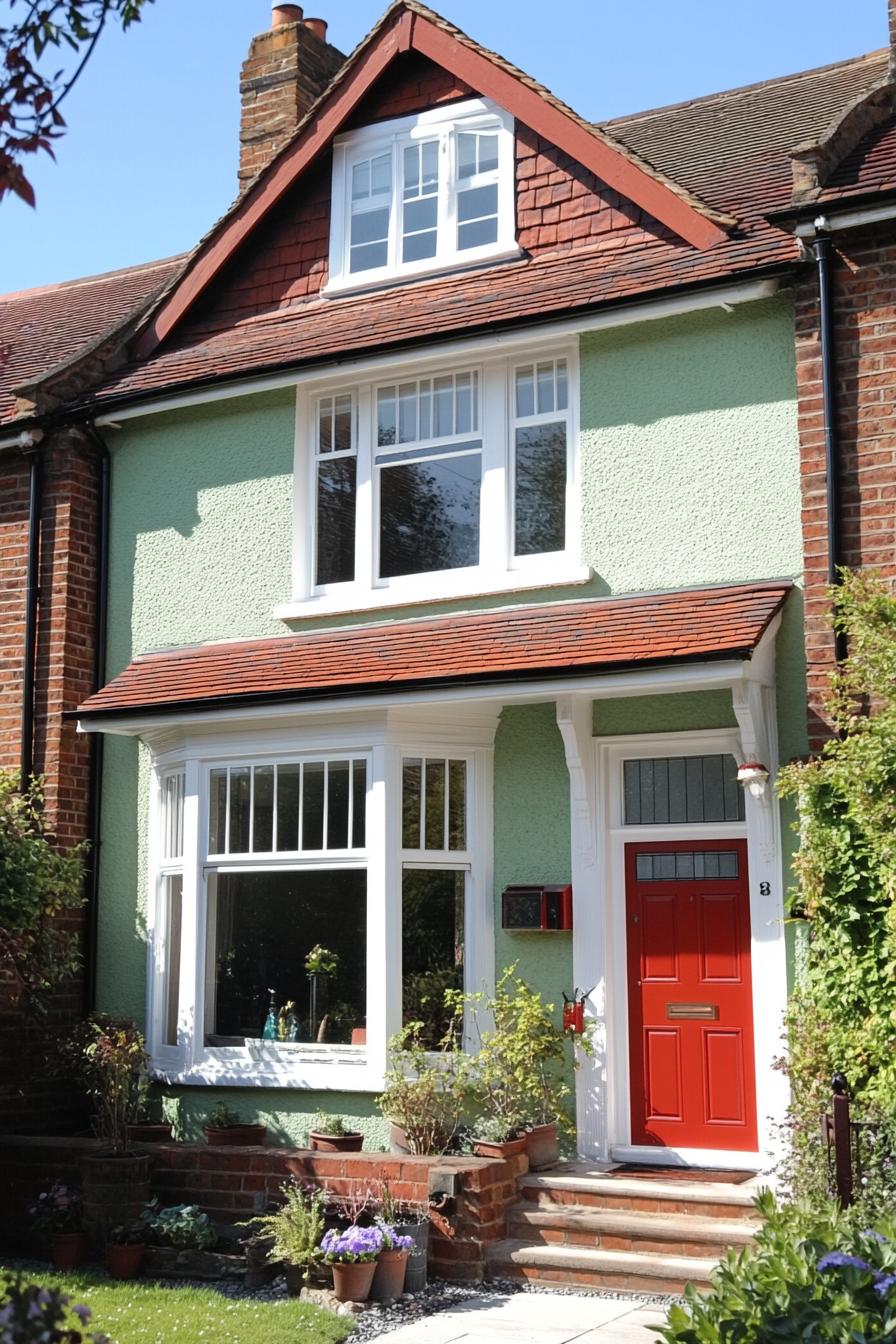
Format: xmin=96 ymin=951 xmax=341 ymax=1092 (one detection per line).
xmin=73 ymin=581 xmax=791 ymax=725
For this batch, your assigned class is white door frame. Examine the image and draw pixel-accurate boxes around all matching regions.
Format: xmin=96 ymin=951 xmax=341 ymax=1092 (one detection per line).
xmin=569 ymin=724 xmax=789 ymax=1171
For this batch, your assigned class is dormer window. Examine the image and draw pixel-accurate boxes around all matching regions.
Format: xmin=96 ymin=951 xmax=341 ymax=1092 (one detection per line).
xmin=327 ymin=99 xmax=517 ymax=292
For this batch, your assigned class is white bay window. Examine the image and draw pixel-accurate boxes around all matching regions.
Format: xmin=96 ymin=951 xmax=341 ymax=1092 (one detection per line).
xmin=289 ymin=344 xmax=581 ymax=616
xmin=146 ymin=727 xmax=494 ymax=1089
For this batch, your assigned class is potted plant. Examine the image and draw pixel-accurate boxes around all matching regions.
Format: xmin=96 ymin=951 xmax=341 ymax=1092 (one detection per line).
xmin=65 ymin=1015 xmax=153 ymax=1246
xmin=127 ymin=1089 xmax=174 ymax=1144
xmin=202 ymin=1101 xmax=267 ymax=1146
xmin=105 ymin=1216 xmax=146 ymax=1279
xmin=307 ymin=1111 xmax=363 ymax=1153
xmin=369 ymin=1223 xmax=414 ymax=1302
xmin=373 ymin=1177 xmax=430 ymax=1293
xmin=244 ymin=1180 xmax=326 ymax=1297
xmin=469 ymin=1113 xmax=527 ymax=1160
xmin=377 ymin=1017 xmax=469 ymax=1156
xmin=141 ymin=1201 xmax=217 ymax=1250
xmin=28 ymin=1183 xmax=87 ymax=1270
xmin=319 ymin=1223 xmax=384 ymax=1303
xmin=305 ymin=944 xmax=339 ymax=1042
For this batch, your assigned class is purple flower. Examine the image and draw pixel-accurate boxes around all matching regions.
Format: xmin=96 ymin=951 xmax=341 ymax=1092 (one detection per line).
xmin=875 ymin=1275 xmax=896 ymax=1298
xmin=378 ymin=1223 xmax=415 ymax=1252
xmin=320 ymin=1224 xmax=385 ymax=1261
xmin=864 ymin=1230 xmax=889 ymax=1244
xmin=72 ymin=1305 xmax=92 ymax=1324
xmin=818 ymin=1252 xmax=872 ymax=1272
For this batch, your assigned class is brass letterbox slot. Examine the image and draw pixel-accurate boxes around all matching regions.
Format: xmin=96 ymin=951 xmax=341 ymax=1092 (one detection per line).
xmin=666 ymin=1002 xmax=719 ymax=1021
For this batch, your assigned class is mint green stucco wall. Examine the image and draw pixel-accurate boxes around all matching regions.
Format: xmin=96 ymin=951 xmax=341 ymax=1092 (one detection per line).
xmin=97 ymin=294 xmax=807 ymax=1125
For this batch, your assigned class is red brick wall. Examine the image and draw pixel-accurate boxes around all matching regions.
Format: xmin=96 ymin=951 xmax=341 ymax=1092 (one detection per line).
xmin=187 ymin=54 xmax=668 ymax=338
xmin=0 ymin=429 xmax=97 ymax=1134
xmin=0 ymin=1136 xmax=525 ymax=1280
xmin=795 ymin=223 xmax=896 ymax=749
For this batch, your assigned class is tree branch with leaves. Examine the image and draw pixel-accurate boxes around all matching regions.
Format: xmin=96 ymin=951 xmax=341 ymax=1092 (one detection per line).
xmin=0 ymin=0 xmax=153 ymax=206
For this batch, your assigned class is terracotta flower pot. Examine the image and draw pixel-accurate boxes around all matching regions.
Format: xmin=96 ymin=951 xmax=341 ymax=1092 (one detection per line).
xmin=524 ymin=1121 xmax=559 ymax=1170
xmin=472 ymin=1135 xmax=527 ymax=1159
xmin=51 ymin=1231 xmax=88 ymax=1271
xmin=126 ymin=1123 xmax=173 ymax=1144
xmin=370 ymin=1247 xmax=409 ymax=1302
xmin=203 ymin=1123 xmax=267 ymax=1146
xmin=331 ymin=1259 xmax=376 ymax=1302
xmin=308 ymin=1130 xmax=363 ymax=1153
xmin=105 ymin=1241 xmax=145 ymax=1280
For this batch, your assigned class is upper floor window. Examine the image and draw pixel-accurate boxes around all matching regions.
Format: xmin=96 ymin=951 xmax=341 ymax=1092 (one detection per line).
xmin=327 ymin=99 xmax=517 ymax=293
xmin=288 ymin=344 xmax=583 ymax=616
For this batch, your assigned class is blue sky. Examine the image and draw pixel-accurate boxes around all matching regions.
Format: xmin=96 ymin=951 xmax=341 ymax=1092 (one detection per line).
xmin=0 ymin=0 xmax=886 ymax=294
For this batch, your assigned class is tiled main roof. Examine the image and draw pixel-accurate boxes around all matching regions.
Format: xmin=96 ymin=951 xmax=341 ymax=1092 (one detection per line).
xmin=0 ymin=257 xmax=182 ymax=426
xmin=75 ymin=581 xmax=791 ymax=720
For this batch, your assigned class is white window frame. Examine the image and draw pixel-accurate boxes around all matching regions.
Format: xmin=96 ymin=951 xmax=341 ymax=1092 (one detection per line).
xmin=145 ymin=723 xmax=495 ymax=1092
xmin=327 ymin=98 xmax=519 ymax=295
xmin=290 ymin=340 xmax=583 ymax=617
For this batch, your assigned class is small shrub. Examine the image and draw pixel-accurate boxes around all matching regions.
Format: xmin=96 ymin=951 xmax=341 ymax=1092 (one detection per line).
xmin=660 ymin=1191 xmax=896 ymax=1344
xmin=64 ymin=1015 xmax=148 ymax=1155
xmin=0 ymin=1274 xmax=109 ymax=1344
xmin=140 ymin=1202 xmax=216 ymax=1250
xmin=311 ymin=1111 xmax=351 ymax=1137
xmin=28 ymin=1184 xmax=82 ymax=1235
xmin=203 ymin=1102 xmax=241 ymax=1129
xmin=377 ymin=1019 xmax=468 ymax=1155
xmin=245 ymin=1181 xmax=326 ymax=1281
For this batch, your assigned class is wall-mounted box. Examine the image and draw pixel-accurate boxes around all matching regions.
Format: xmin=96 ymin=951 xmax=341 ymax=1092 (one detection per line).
xmin=501 ymin=884 xmax=573 ymax=931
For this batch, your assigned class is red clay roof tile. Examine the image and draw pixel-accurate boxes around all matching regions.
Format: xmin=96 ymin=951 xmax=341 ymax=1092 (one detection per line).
xmin=75 ymin=581 xmax=791 ymax=720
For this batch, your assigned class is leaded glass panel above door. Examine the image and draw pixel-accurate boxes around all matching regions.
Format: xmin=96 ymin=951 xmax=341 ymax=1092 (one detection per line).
xmin=623 ymin=754 xmax=744 ymax=826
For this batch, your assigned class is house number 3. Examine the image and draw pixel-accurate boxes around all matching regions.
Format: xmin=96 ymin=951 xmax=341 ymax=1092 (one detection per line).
xmin=759 ymin=881 xmax=771 ymax=896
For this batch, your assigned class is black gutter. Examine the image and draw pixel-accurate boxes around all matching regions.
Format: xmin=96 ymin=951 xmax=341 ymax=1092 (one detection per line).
xmin=80 ymin=421 xmax=111 ymax=1015
xmin=812 ymin=234 xmax=848 ymax=663
xmin=19 ymin=444 xmax=42 ymax=789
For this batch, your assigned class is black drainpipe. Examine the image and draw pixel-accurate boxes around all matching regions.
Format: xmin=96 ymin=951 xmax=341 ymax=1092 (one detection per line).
xmin=812 ymin=232 xmax=848 ymax=663
xmin=19 ymin=439 xmax=43 ymax=789
xmin=81 ymin=421 xmax=111 ymax=1015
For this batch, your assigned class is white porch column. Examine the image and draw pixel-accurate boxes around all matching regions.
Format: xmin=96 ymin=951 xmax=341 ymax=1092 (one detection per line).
xmin=556 ymin=693 xmax=606 ymax=1160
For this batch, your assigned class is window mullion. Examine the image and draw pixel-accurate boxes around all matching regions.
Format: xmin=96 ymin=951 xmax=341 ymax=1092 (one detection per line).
xmin=436 ymin=129 xmax=453 ymax=264
xmin=356 ymin=383 xmax=374 ymax=588
xmin=479 ymin=361 xmax=508 ymax=572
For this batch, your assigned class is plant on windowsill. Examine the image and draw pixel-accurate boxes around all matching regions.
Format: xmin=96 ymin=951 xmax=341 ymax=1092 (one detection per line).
xmin=307 ymin=1110 xmax=364 ymax=1153
xmin=376 ymin=1014 xmax=470 ymax=1156
xmin=242 ymin=1181 xmax=327 ymax=1297
xmin=202 ymin=1101 xmax=267 ymax=1147
xmin=28 ymin=1182 xmax=87 ymax=1271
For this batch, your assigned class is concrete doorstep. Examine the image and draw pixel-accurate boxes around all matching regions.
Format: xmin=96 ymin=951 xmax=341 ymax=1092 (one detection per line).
xmin=378 ymin=1291 xmax=667 ymax=1342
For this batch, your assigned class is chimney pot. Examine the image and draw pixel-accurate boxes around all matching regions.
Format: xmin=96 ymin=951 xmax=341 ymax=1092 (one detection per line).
xmin=304 ymin=17 xmax=328 ymax=40
xmin=272 ymin=4 xmax=303 ymax=26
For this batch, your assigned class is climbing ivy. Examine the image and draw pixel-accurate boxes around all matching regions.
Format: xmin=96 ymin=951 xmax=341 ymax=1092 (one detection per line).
xmin=778 ymin=573 xmax=896 ymax=1205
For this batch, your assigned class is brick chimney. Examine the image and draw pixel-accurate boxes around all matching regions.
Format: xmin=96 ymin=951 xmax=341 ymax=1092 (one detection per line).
xmin=239 ymin=6 xmax=345 ymax=190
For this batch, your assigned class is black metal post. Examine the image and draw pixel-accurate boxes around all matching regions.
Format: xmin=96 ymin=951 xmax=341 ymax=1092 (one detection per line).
xmin=813 ymin=234 xmax=848 ymax=664
xmin=831 ymin=1072 xmax=854 ymax=1208
xmin=19 ymin=448 xmax=42 ymax=789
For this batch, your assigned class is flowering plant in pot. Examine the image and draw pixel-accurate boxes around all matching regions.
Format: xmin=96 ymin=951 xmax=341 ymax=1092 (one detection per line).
xmin=244 ymin=1181 xmax=326 ymax=1297
xmin=307 ymin=1110 xmax=363 ymax=1153
xmin=202 ymin=1101 xmax=267 ymax=1146
xmin=105 ymin=1216 xmax=146 ymax=1280
xmin=28 ymin=1184 xmax=87 ymax=1270
xmin=320 ymin=1224 xmax=384 ymax=1303
xmin=369 ymin=1223 xmax=414 ymax=1303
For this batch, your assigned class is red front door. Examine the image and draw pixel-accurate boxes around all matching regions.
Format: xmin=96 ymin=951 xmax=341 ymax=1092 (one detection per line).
xmin=625 ymin=840 xmax=758 ymax=1152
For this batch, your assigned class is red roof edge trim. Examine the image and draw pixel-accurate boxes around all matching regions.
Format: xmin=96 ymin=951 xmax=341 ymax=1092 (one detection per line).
xmin=133 ymin=1 xmax=728 ymax=361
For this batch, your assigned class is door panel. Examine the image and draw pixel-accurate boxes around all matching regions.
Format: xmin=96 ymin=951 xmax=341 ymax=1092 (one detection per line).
xmin=626 ymin=840 xmax=758 ymax=1152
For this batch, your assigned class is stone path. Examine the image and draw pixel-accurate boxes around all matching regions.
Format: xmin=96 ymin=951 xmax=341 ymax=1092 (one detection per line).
xmin=378 ymin=1291 xmax=666 ymax=1342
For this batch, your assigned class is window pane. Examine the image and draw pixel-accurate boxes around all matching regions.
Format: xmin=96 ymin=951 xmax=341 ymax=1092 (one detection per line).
xmin=515 ymin=366 xmax=535 ymax=419
xmin=209 ymin=769 xmax=227 ymax=854
xmin=352 ymin=759 xmax=367 ymax=849
xmin=302 ymin=762 xmax=325 ymax=850
xmin=623 ymin=756 xmax=745 ymax=825
xmin=253 ymin=766 xmax=274 ymax=852
xmin=455 ymin=373 xmax=474 ymax=435
xmin=163 ymin=773 xmax=184 ymax=860
xmin=327 ymin=760 xmax=350 ymax=850
xmin=402 ymin=868 xmax=464 ymax=1048
xmin=402 ymin=757 xmax=422 ymax=848
xmin=425 ymin=759 xmax=446 ymax=849
xmin=433 ymin=376 xmax=454 ymax=437
xmin=333 ymin=394 xmax=353 ymax=452
xmin=318 ymin=396 xmax=333 ymax=453
xmin=398 ymin=383 xmax=417 ymax=443
xmin=207 ymin=869 xmax=367 ymax=1046
xmin=351 ymin=207 xmax=390 ymax=246
xmin=276 ymin=764 xmax=300 ymax=851
xmin=403 ymin=197 xmax=437 ymax=234
xmin=403 ymin=226 xmax=438 ymax=263
xmin=229 ymin=767 xmax=251 ymax=853
xmin=163 ymin=874 xmax=182 ymax=1047
xmin=378 ymin=388 xmax=397 ymax=446
xmin=514 ymin=423 xmax=567 ymax=555
xmin=316 ymin=457 xmax=356 ymax=585
xmin=379 ymin=452 xmax=481 ymax=577
xmin=478 ymin=134 xmax=498 ymax=174
xmin=458 ymin=217 xmax=498 ymax=250
xmin=350 ymin=239 xmax=388 ymax=273
xmin=536 ymin=362 xmax=555 ymax=414
xmin=457 ymin=183 xmax=497 ymax=223
xmin=371 ymin=153 xmax=391 ymax=195
xmin=457 ymin=132 xmax=477 ymax=180
xmin=448 ymin=759 xmax=466 ymax=850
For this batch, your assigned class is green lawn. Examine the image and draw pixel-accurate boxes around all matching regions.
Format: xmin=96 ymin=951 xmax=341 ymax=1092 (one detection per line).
xmin=1 ymin=1265 xmax=354 ymax=1344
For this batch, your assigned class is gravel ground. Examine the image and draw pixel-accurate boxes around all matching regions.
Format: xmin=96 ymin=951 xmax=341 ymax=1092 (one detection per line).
xmin=3 ymin=1258 xmax=680 ymax=1340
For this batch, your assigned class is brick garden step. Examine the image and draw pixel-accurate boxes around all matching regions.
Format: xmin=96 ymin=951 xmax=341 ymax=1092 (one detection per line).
xmin=486 ymin=1238 xmax=719 ymax=1294
xmin=506 ymin=1201 xmax=760 ymax=1258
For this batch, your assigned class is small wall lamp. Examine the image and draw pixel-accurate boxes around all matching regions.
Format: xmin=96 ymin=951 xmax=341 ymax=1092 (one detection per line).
xmin=737 ymin=760 xmax=770 ymax=800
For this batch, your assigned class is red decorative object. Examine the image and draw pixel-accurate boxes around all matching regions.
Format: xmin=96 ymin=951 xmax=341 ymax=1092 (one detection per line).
xmin=502 ymin=884 xmax=572 ymax=931
xmin=562 ymin=996 xmax=585 ymax=1034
